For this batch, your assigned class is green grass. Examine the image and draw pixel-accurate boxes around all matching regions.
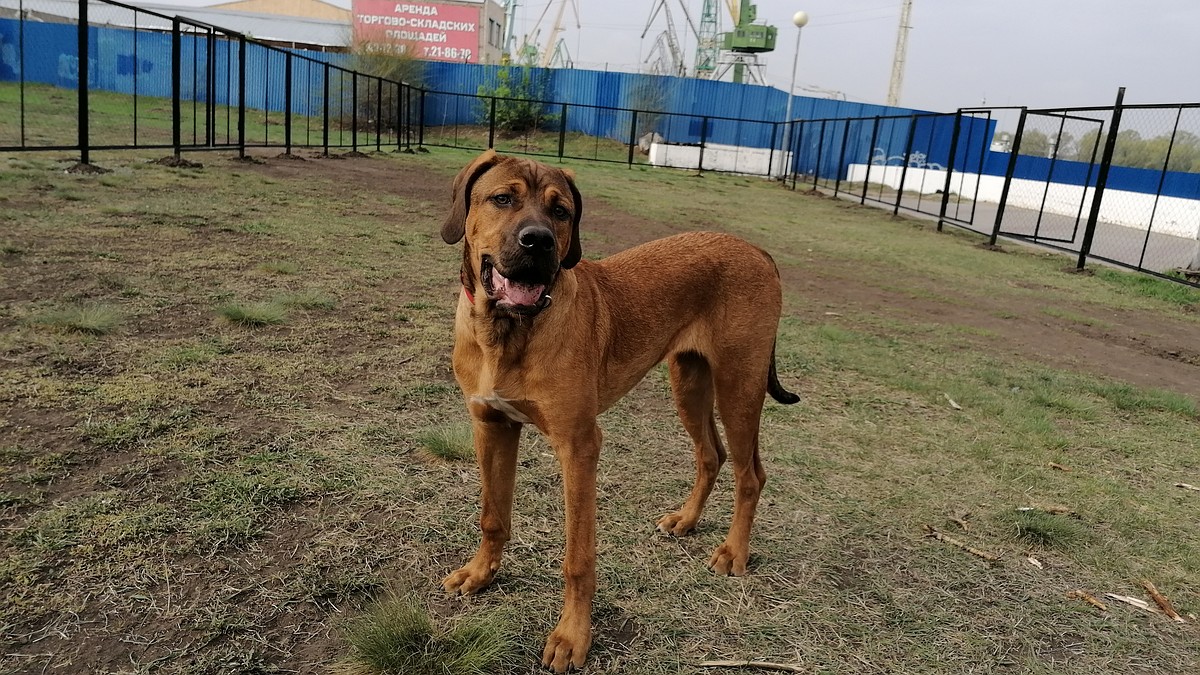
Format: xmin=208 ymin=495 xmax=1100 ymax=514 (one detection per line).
xmin=275 ymin=290 xmax=338 ymax=310
xmin=1095 ymin=267 xmax=1200 ymax=308
xmin=28 ymin=303 xmax=122 ymax=335
xmin=0 ymin=81 xmax=398 ymax=151
xmin=343 ymin=595 xmax=515 ymax=675
xmin=999 ymin=508 xmax=1091 ymax=549
xmin=217 ymin=301 xmax=288 ymax=326
xmin=1 ymin=145 xmax=1199 ymax=674
xmin=1041 ymin=306 xmax=1112 ymax=328
xmin=417 ymin=426 xmax=473 ymax=462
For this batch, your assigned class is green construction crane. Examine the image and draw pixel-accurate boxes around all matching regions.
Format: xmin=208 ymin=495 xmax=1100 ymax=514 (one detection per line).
xmin=695 ymin=0 xmax=720 ymax=77
xmin=721 ymin=1 xmax=776 ymax=83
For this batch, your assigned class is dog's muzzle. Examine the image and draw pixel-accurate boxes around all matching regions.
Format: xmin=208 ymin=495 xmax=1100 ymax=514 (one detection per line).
xmin=482 ymin=256 xmax=554 ymax=316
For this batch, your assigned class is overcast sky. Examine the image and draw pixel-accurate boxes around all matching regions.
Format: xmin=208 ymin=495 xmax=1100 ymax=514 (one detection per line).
xmin=160 ymin=0 xmax=1199 ymax=113
xmin=509 ymin=0 xmax=1200 ymax=112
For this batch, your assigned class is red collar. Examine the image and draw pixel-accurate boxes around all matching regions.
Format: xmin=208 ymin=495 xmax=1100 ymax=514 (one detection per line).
xmin=460 ymin=269 xmax=475 ymax=303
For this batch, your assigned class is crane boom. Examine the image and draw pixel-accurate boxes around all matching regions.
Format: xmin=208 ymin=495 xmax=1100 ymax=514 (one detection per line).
xmin=887 ymin=0 xmax=913 ymax=106
xmin=539 ymin=0 xmax=569 ymax=67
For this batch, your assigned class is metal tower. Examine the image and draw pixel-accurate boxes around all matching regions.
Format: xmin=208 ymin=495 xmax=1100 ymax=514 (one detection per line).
xmin=502 ymin=0 xmax=518 ymax=62
xmin=886 ymin=0 xmax=913 ymax=106
xmin=695 ymin=0 xmax=720 ymax=78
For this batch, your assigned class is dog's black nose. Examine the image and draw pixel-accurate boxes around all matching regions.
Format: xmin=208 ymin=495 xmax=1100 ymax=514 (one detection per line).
xmin=518 ymin=225 xmax=556 ymax=252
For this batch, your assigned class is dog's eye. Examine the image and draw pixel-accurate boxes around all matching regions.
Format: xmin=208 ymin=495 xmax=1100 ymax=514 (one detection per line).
xmin=551 ymin=205 xmax=570 ymax=220
xmin=491 ymin=194 xmax=512 ymax=206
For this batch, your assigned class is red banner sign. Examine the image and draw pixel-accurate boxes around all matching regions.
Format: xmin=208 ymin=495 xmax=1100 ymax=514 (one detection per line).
xmin=352 ymin=1 xmax=481 ymax=63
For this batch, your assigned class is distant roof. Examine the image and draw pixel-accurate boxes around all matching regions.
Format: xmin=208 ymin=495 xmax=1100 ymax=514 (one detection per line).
xmin=0 ymin=0 xmax=353 ymax=47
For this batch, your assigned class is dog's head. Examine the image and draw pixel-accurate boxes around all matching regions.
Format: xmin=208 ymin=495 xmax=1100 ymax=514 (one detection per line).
xmin=441 ymin=150 xmax=583 ymax=316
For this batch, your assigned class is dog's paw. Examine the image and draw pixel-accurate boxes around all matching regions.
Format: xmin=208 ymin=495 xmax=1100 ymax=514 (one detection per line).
xmin=707 ymin=542 xmax=749 ymax=576
xmin=442 ymin=562 xmax=496 ymax=596
xmin=541 ymin=617 xmax=591 ymax=673
xmin=655 ymin=511 xmax=698 ymax=536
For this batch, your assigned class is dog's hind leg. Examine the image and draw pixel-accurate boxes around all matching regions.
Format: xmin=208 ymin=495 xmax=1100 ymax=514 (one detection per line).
xmin=657 ymin=351 xmax=726 ymax=536
xmin=707 ymin=369 xmax=769 ymax=576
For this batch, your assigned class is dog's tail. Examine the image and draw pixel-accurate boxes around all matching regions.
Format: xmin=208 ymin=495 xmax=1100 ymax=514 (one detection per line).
xmin=767 ymin=341 xmax=800 ymax=404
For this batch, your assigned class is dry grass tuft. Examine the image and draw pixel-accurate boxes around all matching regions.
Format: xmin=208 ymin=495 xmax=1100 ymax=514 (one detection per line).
xmin=29 ymin=303 xmax=122 ymax=335
xmin=217 ymin=301 xmax=288 ymax=326
xmin=417 ymin=426 xmax=474 ymax=462
xmin=342 ymin=595 xmax=515 ymax=675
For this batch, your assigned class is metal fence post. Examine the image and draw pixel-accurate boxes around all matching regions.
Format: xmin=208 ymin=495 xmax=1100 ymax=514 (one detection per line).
xmin=833 ymin=120 xmax=851 ymax=196
xmin=19 ymin=0 xmax=26 ymax=146
xmin=990 ymin=107 xmax=1028 ymax=246
xmin=791 ymin=121 xmax=803 ymax=190
xmin=558 ymin=103 xmax=567 ymax=159
xmin=937 ymin=111 xmax=964 ymax=231
xmin=237 ymin=35 xmax=246 ymax=159
xmin=284 ymin=52 xmax=293 ymax=155
xmin=488 ymin=97 xmax=497 ymax=149
xmin=206 ymin=29 xmax=215 ymax=147
xmin=351 ymin=72 xmax=359 ymax=152
xmin=627 ymin=110 xmax=638 ymax=167
xmin=697 ymin=116 xmax=709 ymax=174
xmin=402 ymin=84 xmax=411 ymax=151
xmin=1077 ymin=86 xmax=1126 ymax=270
xmin=812 ymin=119 xmax=827 ymax=190
xmin=863 ymin=116 xmax=880 ymax=204
xmin=170 ymin=17 xmax=181 ymax=159
xmin=322 ymin=63 xmax=330 ymax=155
xmin=767 ymin=123 xmax=777 ymax=179
xmin=398 ymin=82 xmax=408 ymax=150
xmin=375 ymin=77 xmax=383 ymax=152
xmin=894 ymin=116 xmax=918 ymax=215
xmin=418 ymin=89 xmax=426 ymax=148
xmin=76 ymin=0 xmax=89 ymax=164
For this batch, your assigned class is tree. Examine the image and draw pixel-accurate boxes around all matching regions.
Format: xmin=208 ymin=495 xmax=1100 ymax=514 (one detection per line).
xmin=1018 ymin=129 xmax=1051 ymax=157
xmin=346 ymin=40 xmax=425 ymax=134
xmin=477 ymin=65 xmax=557 ymax=137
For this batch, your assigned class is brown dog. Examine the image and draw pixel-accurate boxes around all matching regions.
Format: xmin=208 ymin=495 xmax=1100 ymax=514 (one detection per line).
xmin=440 ymin=150 xmax=798 ymax=672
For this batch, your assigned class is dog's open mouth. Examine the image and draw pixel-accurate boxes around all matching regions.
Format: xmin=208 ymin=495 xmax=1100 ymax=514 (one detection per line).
xmin=482 ymin=256 xmax=552 ymax=313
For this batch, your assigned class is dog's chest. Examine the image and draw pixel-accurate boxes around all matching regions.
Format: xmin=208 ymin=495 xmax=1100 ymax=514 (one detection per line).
xmin=469 ymin=391 xmax=535 ymax=425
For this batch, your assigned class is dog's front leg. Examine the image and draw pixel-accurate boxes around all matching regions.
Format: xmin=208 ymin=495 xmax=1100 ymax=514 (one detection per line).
xmin=443 ymin=418 xmax=521 ymax=596
xmin=541 ymin=422 xmax=601 ymax=673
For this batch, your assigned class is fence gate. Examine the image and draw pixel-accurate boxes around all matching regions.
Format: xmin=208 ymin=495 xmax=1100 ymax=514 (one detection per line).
xmin=936 ymin=109 xmax=998 ymax=233
xmin=992 ymin=109 xmax=1106 ymax=246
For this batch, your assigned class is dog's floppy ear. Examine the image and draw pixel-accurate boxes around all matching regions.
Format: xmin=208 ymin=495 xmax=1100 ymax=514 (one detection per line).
xmin=441 ymin=149 xmax=501 ymax=245
xmin=561 ymin=168 xmax=584 ymax=269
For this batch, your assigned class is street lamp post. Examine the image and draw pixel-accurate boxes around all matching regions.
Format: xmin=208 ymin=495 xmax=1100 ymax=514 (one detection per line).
xmin=779 ymin=10 xmax=809 ymax=180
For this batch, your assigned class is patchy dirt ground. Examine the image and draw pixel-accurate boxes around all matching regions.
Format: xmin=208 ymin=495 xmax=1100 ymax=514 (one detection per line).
xmin=2 ymin=150 xmax=1198 ymax=675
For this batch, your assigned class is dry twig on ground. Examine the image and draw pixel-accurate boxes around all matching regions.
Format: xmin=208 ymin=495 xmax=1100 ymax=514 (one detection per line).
xmin=1066 ymin=590 xmax=1107 ymax=611
xmin=922 ymin=524 xmax=1001 ymax=562
xmin=1105 ymin=593 xmax=1161 ymax=615
xmin=699 ymin=660 xmax=805 ymax=673
xmin=1142 ymin=581 xmax=1187 ymax=623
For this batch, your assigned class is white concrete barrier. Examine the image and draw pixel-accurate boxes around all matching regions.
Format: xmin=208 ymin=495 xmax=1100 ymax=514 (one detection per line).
xmin=845 ymin=163 xmax=1200 ymax=240
xmin=649 ymin=142 xmax=792 ymax=178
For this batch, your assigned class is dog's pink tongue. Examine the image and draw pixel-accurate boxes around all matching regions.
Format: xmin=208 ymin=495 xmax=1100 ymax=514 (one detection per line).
xmin=494 ymin=271 xmax=545 ymax=306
